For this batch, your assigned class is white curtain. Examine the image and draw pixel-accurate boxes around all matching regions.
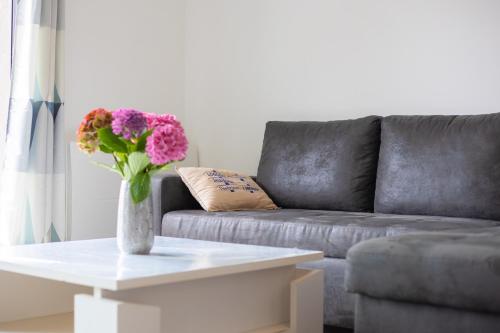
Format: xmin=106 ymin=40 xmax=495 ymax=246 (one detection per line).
xmin=0 ymin=0 xmax=66 ymax=245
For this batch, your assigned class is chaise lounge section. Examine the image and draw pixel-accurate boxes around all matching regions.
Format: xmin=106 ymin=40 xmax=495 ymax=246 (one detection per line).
xmin=153 ymin=113 xmax=500 ymax=329
xmin=346 ymin=230 xmax=500 ymax=333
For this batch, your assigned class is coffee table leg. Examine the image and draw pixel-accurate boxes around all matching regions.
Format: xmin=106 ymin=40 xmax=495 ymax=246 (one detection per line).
xmin=75 ymin=266 xmax=323 ymax=333
xmin=289 ymin=269 xmax=324 ymax=333
xmin=75 ymin=292 xmax=161 ymax=333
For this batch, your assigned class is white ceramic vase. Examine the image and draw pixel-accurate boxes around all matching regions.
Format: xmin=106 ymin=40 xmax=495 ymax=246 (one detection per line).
xmin=116 ymin=180 xmax=154 ymax=254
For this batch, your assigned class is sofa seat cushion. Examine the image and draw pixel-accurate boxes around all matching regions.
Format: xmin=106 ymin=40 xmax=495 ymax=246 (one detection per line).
xmin=346 ymin=230 xmax=500 ymax=313
xmin=162 ymin=209 xmax=500 ymax=259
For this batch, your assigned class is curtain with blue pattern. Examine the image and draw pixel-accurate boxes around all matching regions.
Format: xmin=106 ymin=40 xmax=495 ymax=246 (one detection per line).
xmin=0 ymin=0 xmax=66 ymax=245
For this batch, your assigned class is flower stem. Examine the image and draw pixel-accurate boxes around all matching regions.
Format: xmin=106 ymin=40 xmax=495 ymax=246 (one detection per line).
xmin=113 ymin=153 xmax=125 ymax=178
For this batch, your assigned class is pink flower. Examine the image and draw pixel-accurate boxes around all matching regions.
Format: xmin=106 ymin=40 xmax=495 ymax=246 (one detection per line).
xmin=145 ymin=113 xmax=179 ymax=129
xmin=146 ymin=119 xmax=188 ymax=165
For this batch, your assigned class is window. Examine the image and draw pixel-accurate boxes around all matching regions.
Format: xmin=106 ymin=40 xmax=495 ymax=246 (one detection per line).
xmin=0 ymin=0 xmax=12 ymax=160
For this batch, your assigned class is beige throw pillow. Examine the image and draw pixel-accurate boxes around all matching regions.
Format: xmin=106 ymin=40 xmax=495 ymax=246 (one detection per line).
xmin=177 ymin=167 xmax=278 ymax=212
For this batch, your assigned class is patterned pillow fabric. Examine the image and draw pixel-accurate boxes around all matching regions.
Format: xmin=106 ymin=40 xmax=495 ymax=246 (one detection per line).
xmin=177 ymin=167 xmax=278 ymax=212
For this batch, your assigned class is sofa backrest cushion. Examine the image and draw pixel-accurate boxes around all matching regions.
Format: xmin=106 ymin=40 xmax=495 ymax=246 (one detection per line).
xmin=256 ymin=116 xmax=381 ymax=211
xmin=375 ymin=114 xmax=500 ymax=220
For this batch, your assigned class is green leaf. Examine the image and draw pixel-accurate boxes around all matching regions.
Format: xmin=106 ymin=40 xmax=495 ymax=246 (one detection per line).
xmin=149 ymin=163 xmax=173 ymax=176
xmin=127 ymin=152 xmax=150 ymax=177
xmin=97 ymin=128 xmax=128 ymax=153
xmin=117 ymin=160 xmax=126 ymax=171
xmin=91 ymin=161 xmax=122 ymax=176
xmin=130 ymin=172 xmax=151 ymax=203
xmin=123 ymin=164 xmax=133 ymax=181
xmin=135 ymin=130 xmax=152 ymax=152
xmin=159 ymin=164 xmax=172 ymax=171
xmin=98 ymin=144 xmax=113 ymax=154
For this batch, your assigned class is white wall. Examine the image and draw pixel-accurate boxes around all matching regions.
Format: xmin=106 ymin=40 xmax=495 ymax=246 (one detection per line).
xmin=66 ymin=0 xmax=186 ymax=239
xmin=65 ymin=0 xmax=500 ymax=238
xmin=185 ymin=0 xmax=500 ymax=174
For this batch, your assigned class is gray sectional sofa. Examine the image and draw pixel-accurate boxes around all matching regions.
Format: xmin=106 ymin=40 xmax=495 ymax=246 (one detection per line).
xmin=152 ymin=114 xmax=500 ymax=331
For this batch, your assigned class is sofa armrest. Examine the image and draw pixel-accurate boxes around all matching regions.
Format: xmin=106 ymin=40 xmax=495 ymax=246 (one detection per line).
xmin=151 ymin=172 xmax=201 ymax=235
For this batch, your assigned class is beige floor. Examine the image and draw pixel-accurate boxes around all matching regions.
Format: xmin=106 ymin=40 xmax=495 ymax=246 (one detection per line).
xmin=0 ymin=313 xmax=72 ymax=333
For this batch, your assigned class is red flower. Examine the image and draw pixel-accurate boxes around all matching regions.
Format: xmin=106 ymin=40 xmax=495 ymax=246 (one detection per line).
xmin=76 ymin=108 xmax=113 ymax=153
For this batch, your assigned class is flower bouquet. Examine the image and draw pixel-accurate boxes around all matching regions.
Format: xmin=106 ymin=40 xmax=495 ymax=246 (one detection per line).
xmin=76 ymin=108 xmax=188 ymax=254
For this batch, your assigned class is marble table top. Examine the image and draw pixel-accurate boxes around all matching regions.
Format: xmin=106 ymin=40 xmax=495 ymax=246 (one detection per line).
xmin=0 ymin=237 xmax=322 ymax=290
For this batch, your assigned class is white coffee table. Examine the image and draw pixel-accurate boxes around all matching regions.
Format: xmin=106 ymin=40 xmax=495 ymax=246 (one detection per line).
xmin=0 ymin=237 xmax=323 ymax=333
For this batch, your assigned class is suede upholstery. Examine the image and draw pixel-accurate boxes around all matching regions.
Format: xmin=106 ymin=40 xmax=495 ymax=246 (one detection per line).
xmin=346 ymin=230 xmax=500 ymax=313
xmin=153 ymin=114 xmax=500 ymax=330
xmin=375 ymin=114 xmax=500 ymax=220
xmin=299 ymin=258 xmax=354 ymax=328
xmin=152 ymin=173 xmax=201 ymax=235
xmin=354 ymin=295 xmax=500 ymax=333
xmin=162 ymin=209 xmax=500 ymax=259
xmin=257 ymin=117 xmax=381 ymax=212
